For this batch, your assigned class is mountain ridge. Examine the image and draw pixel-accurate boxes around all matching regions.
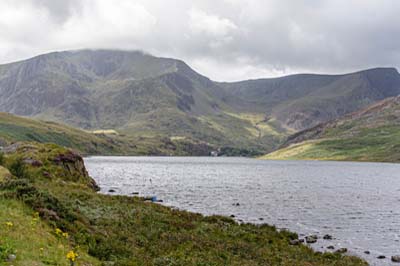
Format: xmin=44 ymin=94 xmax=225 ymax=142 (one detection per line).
xmin=1 ymin=49 xmax=399 ymax=152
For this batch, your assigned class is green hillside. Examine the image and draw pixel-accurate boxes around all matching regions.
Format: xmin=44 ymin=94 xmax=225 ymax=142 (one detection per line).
xmin=263 ymin=96 xmax=400 ymax=162
xmin=0 ymin=142 xmax=366 ymax=265
xmin=0 ymin=112 xmax=218 ymax=156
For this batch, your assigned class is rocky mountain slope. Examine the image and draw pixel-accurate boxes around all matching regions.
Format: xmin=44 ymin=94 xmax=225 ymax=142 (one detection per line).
xmin=1 ymin=49 xmax=399 ymax=152
xmin=221 ymin=67 xmax=400 ymax=130
xmin=263 ymin=96 xmax=400 ymax=162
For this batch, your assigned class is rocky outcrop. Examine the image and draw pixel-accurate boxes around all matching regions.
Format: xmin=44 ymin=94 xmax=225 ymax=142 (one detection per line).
xmin=3 ymin=142 xmax=99 ymax=191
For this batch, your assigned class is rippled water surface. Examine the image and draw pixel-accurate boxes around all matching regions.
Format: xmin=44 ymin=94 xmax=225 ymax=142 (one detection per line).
xmin=85 ymin=156 xmax=400 ymax=265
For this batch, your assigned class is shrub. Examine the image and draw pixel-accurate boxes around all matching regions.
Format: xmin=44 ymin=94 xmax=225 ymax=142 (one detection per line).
xmin=8 ymin=157 xmax=27 ymax=179
xmin=0 ymin=152 xmax=4 ymax=166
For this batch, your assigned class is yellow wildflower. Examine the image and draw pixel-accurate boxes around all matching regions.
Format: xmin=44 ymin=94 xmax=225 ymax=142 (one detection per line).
xmin=66 ymin=250 xmax=78 ymax=262
xmin=5 ymin=221 xmax=13 ymax=227
xmin=62 ymin=232 xmax=69 ymax=238
xmin=55 ymin=228 xmax=63 ymax=236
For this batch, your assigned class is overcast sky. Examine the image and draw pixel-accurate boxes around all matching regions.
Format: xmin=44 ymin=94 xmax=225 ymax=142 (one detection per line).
xmin=0 ymin=0 xmax=399 ymax=81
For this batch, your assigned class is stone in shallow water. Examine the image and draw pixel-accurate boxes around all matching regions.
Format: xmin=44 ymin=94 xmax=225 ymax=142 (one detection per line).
xmin=377 ymin=255 xmax=386 ymax=259
xmin=327 ymin=245 xmax=335 ymax=250
xmin=364 ymin=251 xmax=370 ymax=254
xmin=392 ymin=255 xmax=400 ymax=263
xmin=335 ymin=248 xmax=347 ymax=254
xmin=305 ymin=235 xmax=318 ymax=244
xmin=323 ymin=234 xmax=333 ymax=240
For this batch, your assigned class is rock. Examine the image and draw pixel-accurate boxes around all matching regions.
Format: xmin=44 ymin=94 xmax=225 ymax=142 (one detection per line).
xmin=258 ymin=218 xmax=264 ymax=221
xmin=298 ymin=238 xmax=305 ymax=243
xmin=23 ymin=158 xmax=43 ymax=167
xmin=38 ymin=208 xmax=60 ymax=220
xmin=42 ymin=171 xmax=51 ymax=178
xmin=327 ymin=245 xmax=335 ymax=250
xmin=131 ymin=192 xmax=139 ymax=195
xmin=230 ymin=215 xmax=235 ymax=218
xmin=392 ymin=255 xmax=400 ymax=263
xmin=335 ymin=248 xmax=347 ymax=254
xmin=289 ymin=239 xmax=301 ymax=245
xmin=305 ymin=235 xmax=318 ymax=244
xmin=364 ymin=251 xmax=370 ymax=254
xmin=7 ymin=254 xmax=16 ymax=261
xmin=108 ymin=189 xmax=116 ymax=193
xmin=323 ymin=234 xmax=333 ymax=240
xmin=377 ymin=255 xmax=386 ymax=259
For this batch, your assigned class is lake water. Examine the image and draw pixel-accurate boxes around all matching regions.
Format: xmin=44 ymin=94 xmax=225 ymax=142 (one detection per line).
xmin=85 ymin=156 xmax=400 ymax=265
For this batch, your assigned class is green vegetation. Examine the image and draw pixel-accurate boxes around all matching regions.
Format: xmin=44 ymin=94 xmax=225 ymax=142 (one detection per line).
xmin=0 ymin=142 xmax=367 ymax=265
xmin=263 ymin=96 xmax=400 ymax=162
xmin=0 ymin=112 xmax=219 ymax=156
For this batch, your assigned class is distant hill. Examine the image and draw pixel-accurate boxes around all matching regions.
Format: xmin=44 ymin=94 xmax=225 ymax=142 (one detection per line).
xmin=1 ymin=49 xmax=399 ymax=152
xmin=263 ymin=96 xmax=400 ymax=162
xmin=0 ymin=112 xmax=216 ymax=156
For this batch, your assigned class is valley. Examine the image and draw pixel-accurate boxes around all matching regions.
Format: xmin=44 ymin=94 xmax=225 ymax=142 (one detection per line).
xmin=1 ymin=50 xmax=399 ymax=156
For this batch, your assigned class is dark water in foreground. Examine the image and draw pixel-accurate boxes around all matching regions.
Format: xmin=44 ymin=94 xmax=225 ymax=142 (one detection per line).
xmin=85 ymin=156 xmax=400 ymax=265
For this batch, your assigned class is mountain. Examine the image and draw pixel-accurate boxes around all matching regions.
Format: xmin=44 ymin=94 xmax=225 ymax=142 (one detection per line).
xmin=263 ymin=96 xmax=400 ymax=162
xmin=221 ymin=67 xmax=400 ymax=130
xmin=1 ymin=49 xmax=400 ymax=152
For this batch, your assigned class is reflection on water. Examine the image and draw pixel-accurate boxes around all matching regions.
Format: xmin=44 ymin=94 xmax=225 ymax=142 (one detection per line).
xmin=85 ymin=156 xmax=400 ymax=265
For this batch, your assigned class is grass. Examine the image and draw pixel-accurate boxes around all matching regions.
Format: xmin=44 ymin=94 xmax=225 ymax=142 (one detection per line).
xmin=0 ymin=199 xmax=100 ymax=266
xmin=0 ymin=142 xmax=367 ymax=265
xmin=0 ymin=112 xmax=219 ymax=156
xmin=0 ymin=166 xmax=10 ymax=183
xmin=263 ymin=125 xmax=400 ymax=162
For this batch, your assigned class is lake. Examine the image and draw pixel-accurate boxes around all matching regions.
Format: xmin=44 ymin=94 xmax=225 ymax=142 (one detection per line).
xmin=85 ymin=156 xmax=400 ymax=265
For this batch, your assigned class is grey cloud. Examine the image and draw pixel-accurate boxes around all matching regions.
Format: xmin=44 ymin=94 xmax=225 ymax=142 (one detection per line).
xmin=0 ymin=0 xmax=399 ymax=81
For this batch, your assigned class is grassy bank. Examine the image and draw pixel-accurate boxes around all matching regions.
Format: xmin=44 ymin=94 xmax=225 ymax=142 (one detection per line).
xmin=0 ymin=142 xmax=367 ymax=265
xmin=262 ymin=125 xmax=400 ymax=162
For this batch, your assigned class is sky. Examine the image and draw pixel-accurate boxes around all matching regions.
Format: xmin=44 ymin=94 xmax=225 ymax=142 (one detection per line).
xmin=0 ymin=0 xmax=399 ymax=81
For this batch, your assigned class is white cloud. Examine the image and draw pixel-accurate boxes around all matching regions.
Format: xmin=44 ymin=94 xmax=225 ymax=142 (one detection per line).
xmin=54 ymin=0 xmax=156 ymax=50
xmin=189 ymin=8 xmax=237 ymax=37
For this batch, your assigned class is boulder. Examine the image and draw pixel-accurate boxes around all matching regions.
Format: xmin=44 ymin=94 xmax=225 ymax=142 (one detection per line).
xmin=289 ymin=239 xmax=301 ymax=245
xmin=392 ymin=256 xmax=400 ymax=263
xmin=305 ymin=235 xmax=318 ymax=244
xmin=23 ymin=158 xmax=43 ymax=167
xmin=377 ymin=255 xmax=386 ymax=259
xmin=323 ymin=234 xmax=333 ymax=240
